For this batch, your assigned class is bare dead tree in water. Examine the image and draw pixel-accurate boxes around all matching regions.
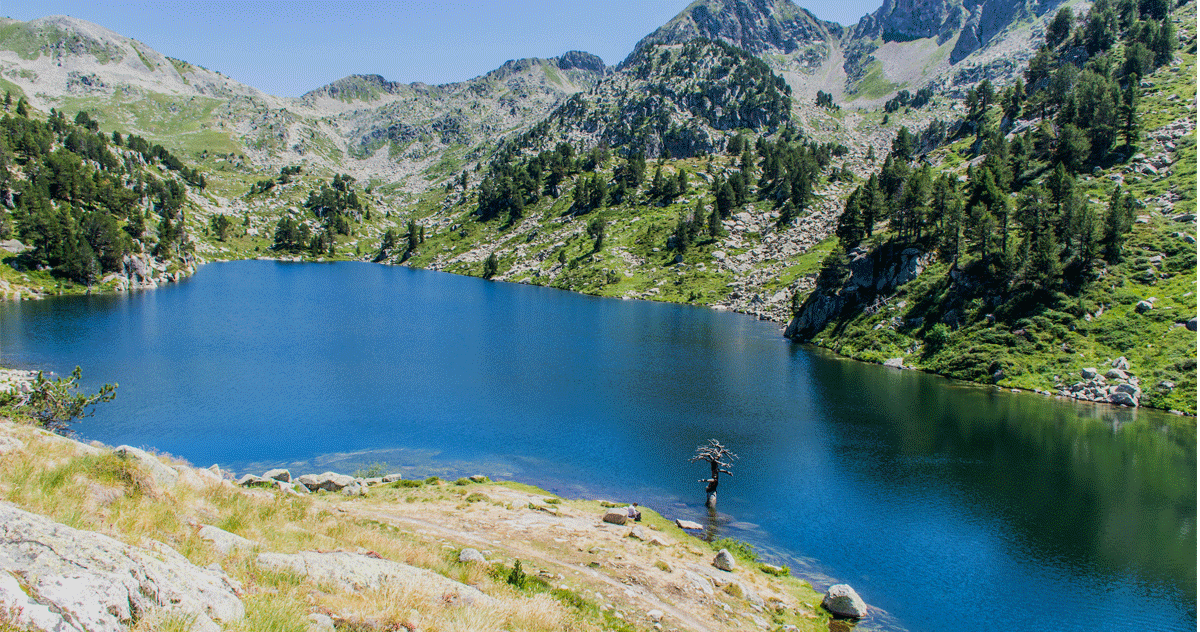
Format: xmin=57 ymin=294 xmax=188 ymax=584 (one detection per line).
xmin=691 ymin=439 xmax=737 ymax=509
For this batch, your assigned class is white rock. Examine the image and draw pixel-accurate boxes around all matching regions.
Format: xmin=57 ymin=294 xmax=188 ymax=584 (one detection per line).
xmin=198 ymin=524 xmax=256 ymax=556
xmin=0 ymin=570 xmax=79 ymax=632
xmin=0 ymin=504 xmax=244 ymax=630
xmin=458 ymin=548 xmax=487 ymax=564
xmin=296 ymin=472 xmax=355 ymax=491
xmin=306 ymin=613 xmax=335 ymax=632
xmin=674 ymin=519 xmax=704 ymax=530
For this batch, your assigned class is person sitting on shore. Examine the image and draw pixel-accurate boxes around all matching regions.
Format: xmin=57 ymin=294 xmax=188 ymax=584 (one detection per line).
xmin=626 ymin=502 xmax=641 ymax=522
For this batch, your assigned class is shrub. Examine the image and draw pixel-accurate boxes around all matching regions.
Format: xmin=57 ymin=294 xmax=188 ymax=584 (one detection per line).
xmin=507 ymin=559 xmax=528 ymax=589
xmin=710 ymin=537 xmax=757 ymax=562
xmin=2 ymin=367 xmax=116 ymax=434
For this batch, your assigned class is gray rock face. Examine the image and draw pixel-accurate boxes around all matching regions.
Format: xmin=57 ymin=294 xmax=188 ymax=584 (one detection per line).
xmin=256 ymin=551 xmax=492 ymax=605
xmin=1081 ymin=367 xmax=1098 ymax=380
xmin=381 ymin=473 xmax=404 ymax=483
xmin=1106 ymin=368 xmax=1129 ymax=381
xmin=822 ymin=583 xmax=868 ymax=618
xmin=634 ymin=0 xmax=843 ymax=70
xmin=1109 ymin=391 xmax=1138 ymax=407
xmin=556 ymin=50 xmax=606 ymax=73
xmin=1136 ymin=300 xmax=1153 ymax=313
xmin=675 ymin=518 xmax=704 ymax=530
xmin=0 ymin=570 xmax=79 ymax=632
xmin=788 ymin=247 xmax=930 ymax=342
xmin=1187 ymin=317 xmax=1197 ymax=332
xmin=713 ymin=548 xmax=737 ymax=572
xmin=458 ymin=548 xmax=487 ymax=564
xmin=0 ymin=504 xmax=244 ymax=631
xmin=1112 ymin=357 xmax=1130 ymax=371
xmin=296 ymin=472 xmax=355 ymax=492
xmin=113 ymin=445 xmax=178 ymax=490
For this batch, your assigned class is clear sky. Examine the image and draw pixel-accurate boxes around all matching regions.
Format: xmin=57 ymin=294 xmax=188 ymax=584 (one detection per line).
xmin=2 ymin=1 xmax=883 ymax=97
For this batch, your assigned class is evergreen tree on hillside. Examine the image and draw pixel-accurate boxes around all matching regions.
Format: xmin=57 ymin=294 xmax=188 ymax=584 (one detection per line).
xmin=1047 ymin=7 xmax=1075 ymax=47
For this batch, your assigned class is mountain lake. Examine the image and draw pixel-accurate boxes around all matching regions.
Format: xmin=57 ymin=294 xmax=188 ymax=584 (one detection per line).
xmin=0 ymin=260 xmax=1193 ymax=632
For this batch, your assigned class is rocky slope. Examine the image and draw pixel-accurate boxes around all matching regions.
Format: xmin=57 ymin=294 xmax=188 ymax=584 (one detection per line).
xmin=0 ymin=414 xmax=846 ymax=631
xmin=517 ymin=39 xmax=792 ymax=159
xmin=0 ymin=16 xmax=607 ymax=191
xmin=631 ymin=0 xmax=844 ymax=74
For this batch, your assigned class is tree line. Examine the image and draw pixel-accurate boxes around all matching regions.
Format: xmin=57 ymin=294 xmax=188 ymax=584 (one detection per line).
xmin=0 ymin=102 xmax=199 ymax=284
xmin=831 ymin=0 xmax=1178 ymax=297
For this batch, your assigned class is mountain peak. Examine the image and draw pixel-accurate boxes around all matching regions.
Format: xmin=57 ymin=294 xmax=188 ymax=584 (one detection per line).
xmin=630 ymin=0 xmax=843 ymax=72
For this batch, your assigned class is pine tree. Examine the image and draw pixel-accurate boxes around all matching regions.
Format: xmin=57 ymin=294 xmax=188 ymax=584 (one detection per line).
xmin=835 ymin=188 xmax=863 ymax=251
xmin=1119 ymin=83 xmax=1141 ymax=148
xmin=1102 ymin=188 xmax=1134 ymax=261
xmin=1047 ymin=7 xmax=1074 ymax=47
xmin=1056 ymin=124 xmax=1091 ymax=172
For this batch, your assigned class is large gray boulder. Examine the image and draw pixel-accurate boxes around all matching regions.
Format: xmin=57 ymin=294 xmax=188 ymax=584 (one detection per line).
xmin=823 ymin=583 xmax=868 ymax=618
xmin=113 ymin=445 xmax=178 ymax=490
xmin=458 ymin=548 xmax=487 ymax=564
xmin=296 ymin=472 xmax=355 ymax=492
xmin=0 ymin=504 xmax=244 ymax=631
xmin=256 ymin=551 xmax=492 ymax=606
xmin=713 ymin=548 xmax=736 ymax=572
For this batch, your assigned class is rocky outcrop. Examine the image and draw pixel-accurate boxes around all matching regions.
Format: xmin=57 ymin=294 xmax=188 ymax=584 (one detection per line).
xmin=256 ymin=551 xmax=492 ymax=605
xmin=0 ymin=503 xmax=244 ymax=632
xmin=603 ymin=509 xmax=629 ymax=525
xmin=528 ymin=38 xmax=791 ymax=159
xmin=113 ymin=445 xmax=179 ymax=490
xmin=295 ymin=471 xmax=355 ymax=492
xmin=786 ymin=245 xmax=931 ymax=341
xmin=632 ymin=0 xmax=843 ymax=73
xmin=1056 ymin=358 xmax=1144 ymax=407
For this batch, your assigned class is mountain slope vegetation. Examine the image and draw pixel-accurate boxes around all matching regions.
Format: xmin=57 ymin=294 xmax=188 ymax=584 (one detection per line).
xmin=789 ymin=0 xmax=1196 ymax=413
xmin=0 ymin=0 xmax=1192 ymax=415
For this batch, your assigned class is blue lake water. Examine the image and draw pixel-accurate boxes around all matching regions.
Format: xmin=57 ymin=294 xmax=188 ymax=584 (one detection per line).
xmin=0 ymin=260 xmax=1194 ymax=632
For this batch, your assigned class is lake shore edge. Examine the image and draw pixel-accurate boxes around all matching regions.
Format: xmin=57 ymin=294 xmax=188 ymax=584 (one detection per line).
xmin=0 ymin=412 xmax=853 ymax=631
xmin=3 ymin=250 xmax=1192 ymax=417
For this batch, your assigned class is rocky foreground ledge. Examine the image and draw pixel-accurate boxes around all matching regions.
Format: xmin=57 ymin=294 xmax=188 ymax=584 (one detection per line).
xmin=0 ymin=418 xmax=867 ymax=632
